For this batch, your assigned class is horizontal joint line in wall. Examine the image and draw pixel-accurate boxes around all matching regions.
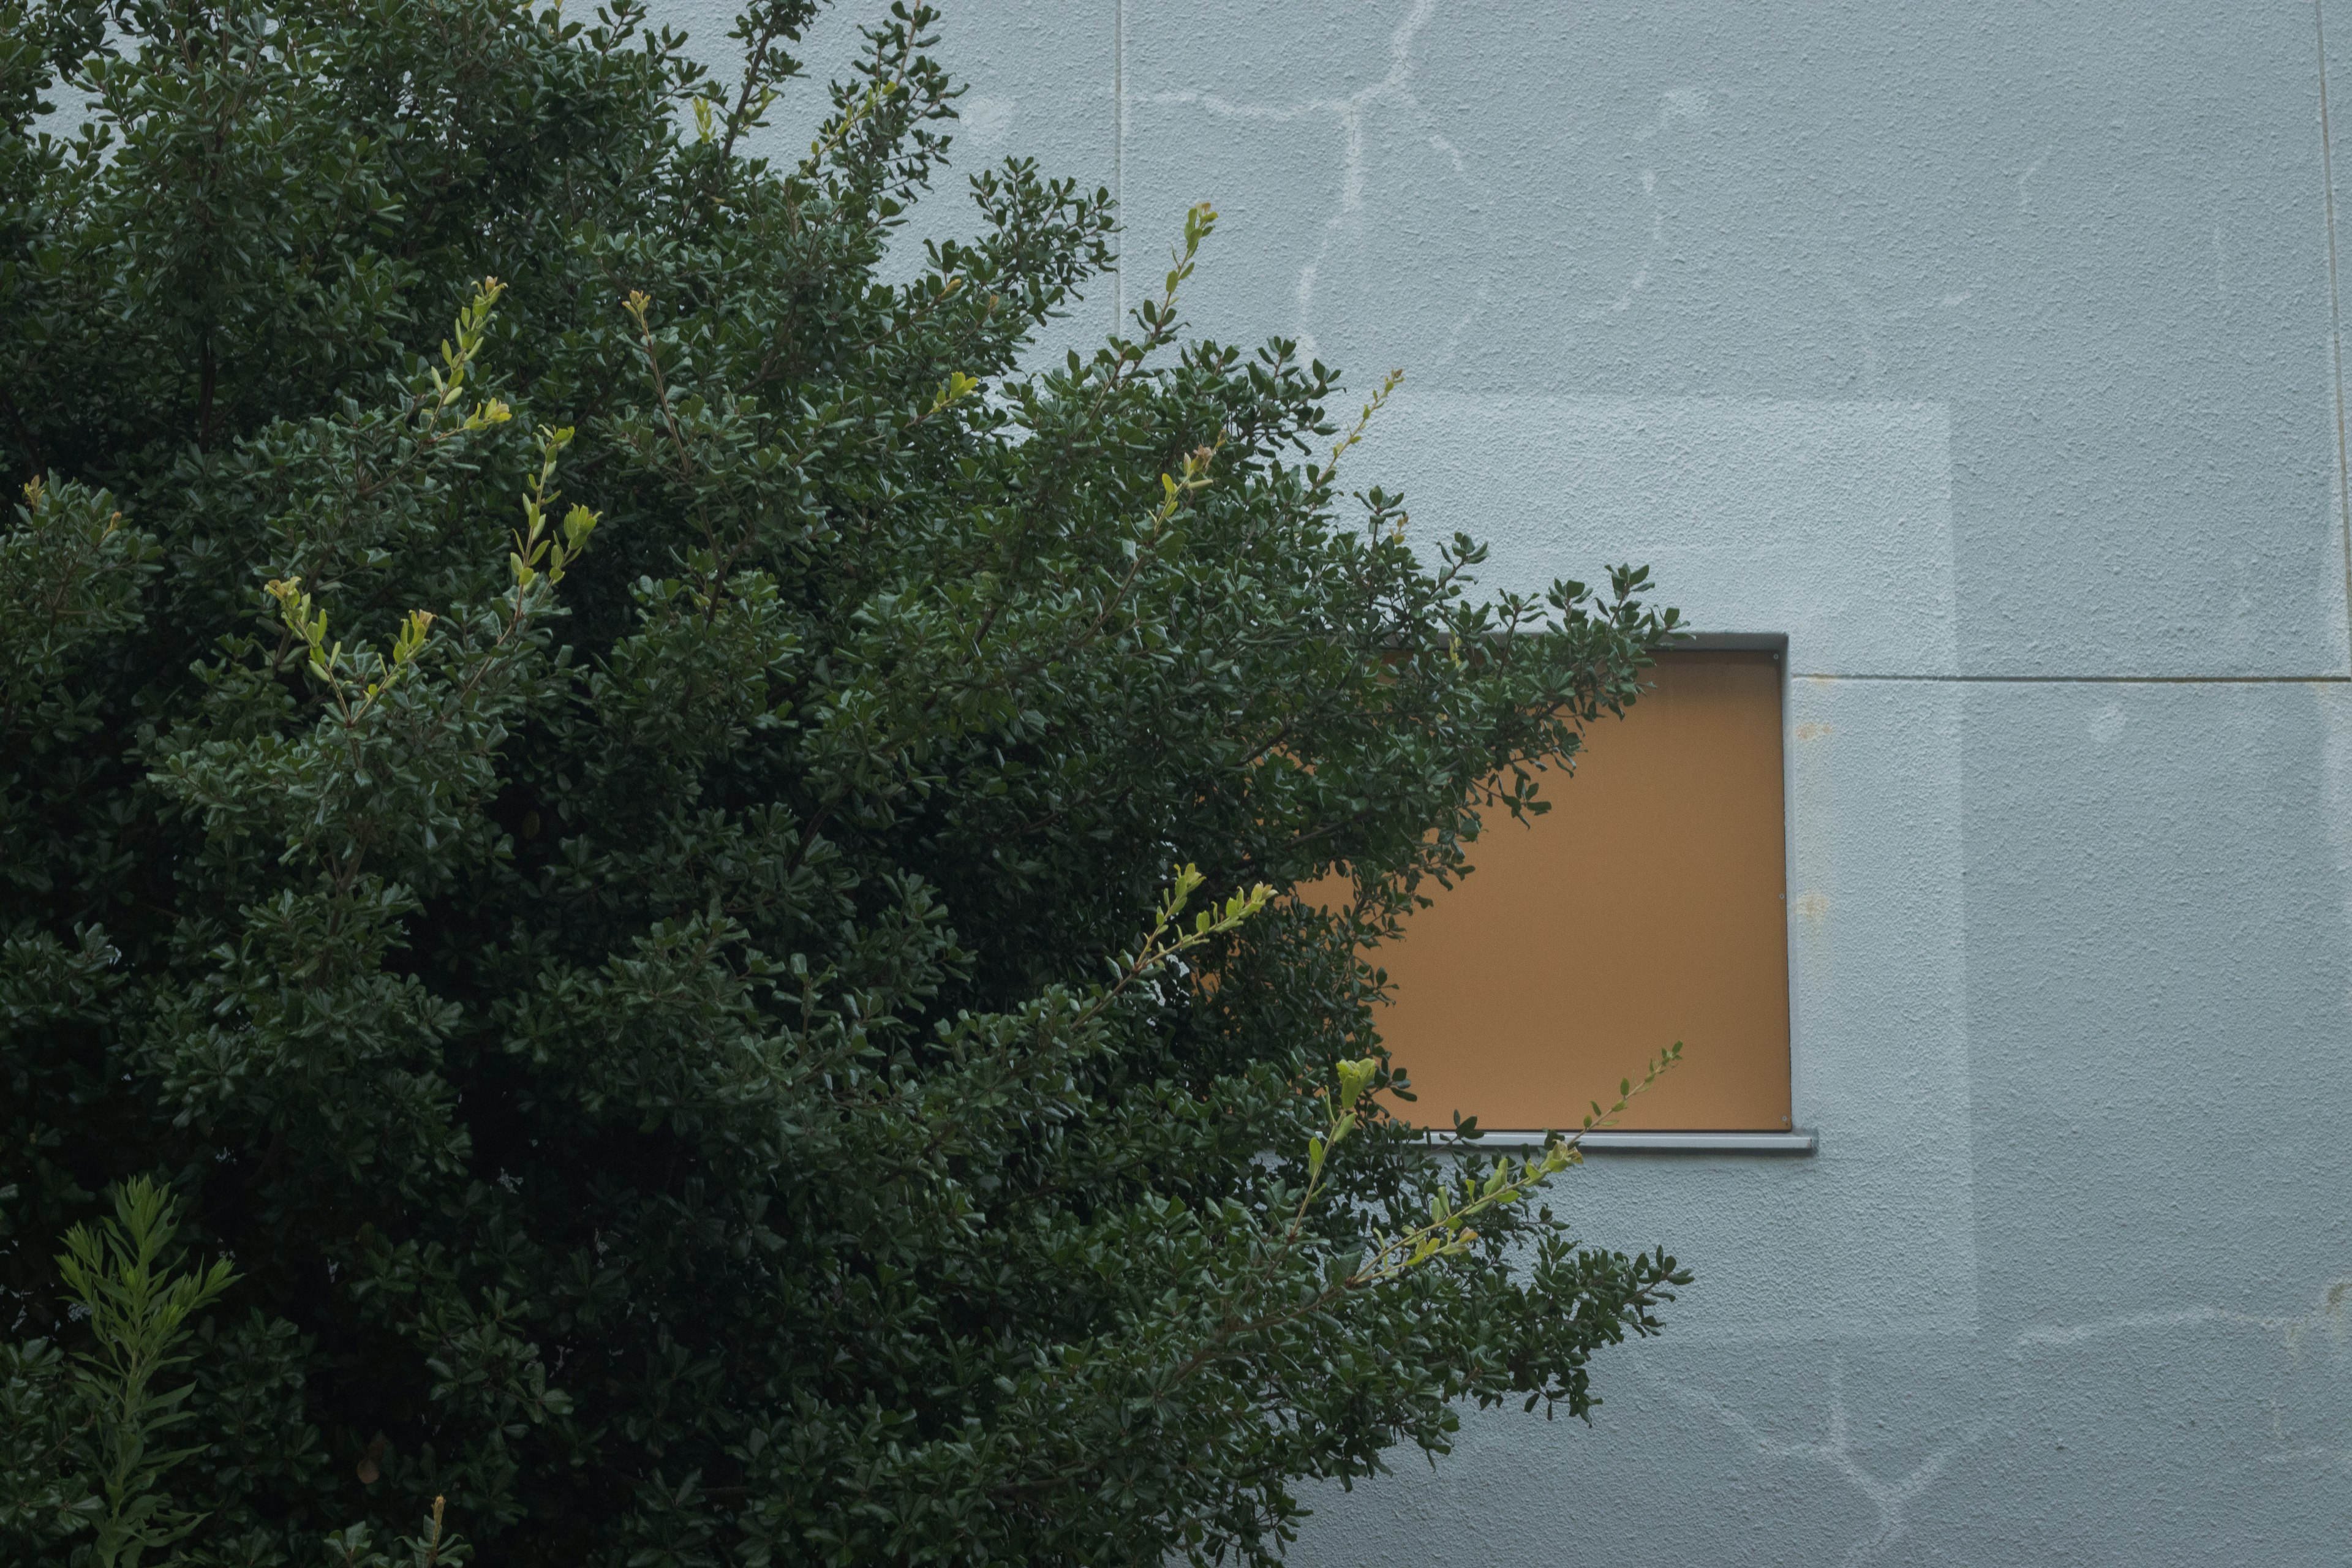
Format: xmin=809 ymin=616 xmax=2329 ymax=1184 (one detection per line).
xmin=1791 ymin=673 xmax=2352 ymax=685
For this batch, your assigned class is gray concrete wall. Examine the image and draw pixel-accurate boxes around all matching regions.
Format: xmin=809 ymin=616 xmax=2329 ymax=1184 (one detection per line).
xmin=661 ymin=1 xmax=2352 ymax=1559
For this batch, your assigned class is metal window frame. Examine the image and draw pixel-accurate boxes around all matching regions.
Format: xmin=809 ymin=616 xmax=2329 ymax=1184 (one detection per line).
xmin=1419 ymin=1128 xmax=1818 ymax=1155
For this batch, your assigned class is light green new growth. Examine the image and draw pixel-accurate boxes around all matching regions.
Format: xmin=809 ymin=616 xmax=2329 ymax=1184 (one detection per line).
xmin=1302 ymin=1041 xmax=1685 ymax=1291
xmin=262 ymin=282 xmax=601 ymax=725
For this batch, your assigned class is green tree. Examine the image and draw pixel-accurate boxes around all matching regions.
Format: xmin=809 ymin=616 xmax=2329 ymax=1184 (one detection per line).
xmin=0 ymin=0 xmax=1689 ymax=1561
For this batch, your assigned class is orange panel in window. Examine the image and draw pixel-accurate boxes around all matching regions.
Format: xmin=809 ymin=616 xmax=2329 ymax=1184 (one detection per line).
xmin=1371 ymin=649 xmax=1790 ymax=1132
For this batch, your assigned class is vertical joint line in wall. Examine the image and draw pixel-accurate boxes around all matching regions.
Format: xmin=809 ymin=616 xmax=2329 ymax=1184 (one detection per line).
xmin=2320 ymin=0 xmax=2352 ymax=667
xmin=1113 ymin=0 xmax=1125 ymax=327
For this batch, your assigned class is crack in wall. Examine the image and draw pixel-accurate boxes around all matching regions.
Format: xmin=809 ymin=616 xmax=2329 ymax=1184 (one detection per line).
xmin=1640 ymin=1280 xmax=2352 ymax=1564
xmin=2015 ymin=1280 xmax=2352 ymax=1483
xmin=2011 ymin=1278 xmax=2352 ymax=1366
xmin=1657 ymin=1360 xmax=1992 ymax=1567
xmin=1137 ymin=0 xmax=1439 ymax=364
xmin=1137 ymin=4 xmax=1724 ymax=368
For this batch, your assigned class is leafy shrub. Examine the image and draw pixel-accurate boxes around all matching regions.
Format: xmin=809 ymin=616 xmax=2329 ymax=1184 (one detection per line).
xmin=0 ymin=0 xmax=1687 ymax=1561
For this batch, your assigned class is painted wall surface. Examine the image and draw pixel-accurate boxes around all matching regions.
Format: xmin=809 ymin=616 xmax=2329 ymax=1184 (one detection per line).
xmin=655 ymin=1 xmax=2352 ymax=1559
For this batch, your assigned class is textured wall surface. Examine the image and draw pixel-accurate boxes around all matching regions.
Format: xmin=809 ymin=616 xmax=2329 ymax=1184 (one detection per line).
xmin=657 ymin=1 xmax=2352 ymax=1559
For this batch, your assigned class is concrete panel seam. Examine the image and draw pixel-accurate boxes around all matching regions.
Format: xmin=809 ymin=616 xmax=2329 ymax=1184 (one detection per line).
xmin=1793 ymin=673 xmax=2352 ymax=685
xmin=1112 ymin=0 xmax=1124 ymax=325
xmin=2320 ymin=0 xmax=2352 ymax=665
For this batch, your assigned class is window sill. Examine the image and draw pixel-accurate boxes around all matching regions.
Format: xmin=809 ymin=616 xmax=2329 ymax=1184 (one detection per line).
xmin=1422 ymin=1129 xmax=1819 ymax=1155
